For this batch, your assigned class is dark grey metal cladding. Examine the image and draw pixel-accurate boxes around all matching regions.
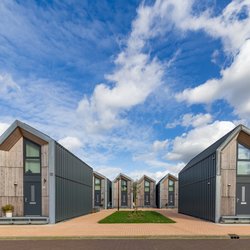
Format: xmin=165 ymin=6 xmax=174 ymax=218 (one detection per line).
xmin=156 ymin=182 xmax=160 ymax=208
xmin=107 ymin=179 xmax=112 ymax=208
xmin=179 ymin=153 xmax=216 ymax=222
xmin=55 ymin=142 xmax=93 ymax=223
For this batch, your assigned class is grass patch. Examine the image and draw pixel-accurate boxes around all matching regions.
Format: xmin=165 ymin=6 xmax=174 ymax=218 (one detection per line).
xmin=99 ymin=211 xmax=176 ymax=224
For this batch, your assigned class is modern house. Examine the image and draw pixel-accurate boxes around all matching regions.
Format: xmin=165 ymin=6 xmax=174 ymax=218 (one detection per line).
xmin=112 ymin=173 xmax=133 ymax=209
xmin=93 ymin=171 xmax=112 ymax=210
xmin=156 ymin=174 xmax=178 ymax=208
xmin=179 ymin=124 xmax=250 ymax=223
xmin=135 ymin=175 xmax=156 ymax=208
xmin=0 ymin=120 xmax=93 ymax=224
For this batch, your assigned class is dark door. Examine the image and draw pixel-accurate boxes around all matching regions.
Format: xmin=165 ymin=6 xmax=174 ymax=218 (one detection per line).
xmin=24 ymin=181 xmax=41 ymax=216
xmin=236 ymin=183 xmax=250 ymax=215
xmin=121 ymin=191 xmax=128 ymax=206
xmin=168 ymin=192 xmax=174 ymax=206
xmin=95 ymin=190 xmax=101 ymax=206
xmin=144 ymin=193 xmax=150 ymax=206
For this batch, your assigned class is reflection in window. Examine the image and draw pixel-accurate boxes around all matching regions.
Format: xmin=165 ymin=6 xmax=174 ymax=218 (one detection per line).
xmin=25 ymin=140 xmax=41 ymax=174
xmin=145 ymin=180 xmax=150 ymax=192
xmin=169 ymin=179 xmax=174 ymax=192
xmin=121 ymin=180 xmax=127 ymax=192
xmin=95 ymin=178 xmax=101 ymax=191
xmin=237 ymin=143 xmax=250 ymax=175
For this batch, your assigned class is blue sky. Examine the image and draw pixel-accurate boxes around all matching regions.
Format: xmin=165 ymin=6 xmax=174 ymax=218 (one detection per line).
xmin=0 ymin=0 xmax=250 ymax=181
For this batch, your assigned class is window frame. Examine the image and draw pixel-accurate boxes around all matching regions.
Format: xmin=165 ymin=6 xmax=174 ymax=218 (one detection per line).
xmin=237 ymin=143 xmax=250 ymax=176
xmin=23 ymin=138 xmax=41 ymax=176
xmin=94 ymin=177 xmax=101 ymax=191
xmin=144 ymin=180 xmax=150 ymax=193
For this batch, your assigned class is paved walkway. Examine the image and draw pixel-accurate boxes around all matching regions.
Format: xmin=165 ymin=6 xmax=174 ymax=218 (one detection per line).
xmin=0 ymin=209 xmax=250 ymax=238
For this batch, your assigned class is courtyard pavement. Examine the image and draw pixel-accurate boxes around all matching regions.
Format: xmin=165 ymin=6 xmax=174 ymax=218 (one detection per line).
xmin=0 ymin=209 xmax=250 ymax=238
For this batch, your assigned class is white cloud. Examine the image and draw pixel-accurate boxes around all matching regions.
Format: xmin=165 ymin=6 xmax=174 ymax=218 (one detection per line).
xmin=0 ymin=122 xmax=9 ymax=136
xmin=152 ymin=139 xmax=168 ymax=152
xmin=166 ymin=120 xmax=236 ymax=163
xmin=0 ymin=73 xmax=20 ymax=96
xmin=58 ymin=136 xmax=82 ymax=151
xmin=95 ymin=166 xmax=123 ymax=181
xmin=166 ymin=113 xmax=213 ymax=128
xmin=176 ymin=40 xmax=250 ymax=118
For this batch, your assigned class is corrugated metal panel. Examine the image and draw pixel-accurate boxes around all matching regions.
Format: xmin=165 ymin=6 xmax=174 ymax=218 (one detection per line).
xmin=107 ymin=179 xmax=112 ymax=208
xmin=179 ymin=153 xmax=216 ymax=222
xmin=55 ymin=142 xmax=93 ymax=222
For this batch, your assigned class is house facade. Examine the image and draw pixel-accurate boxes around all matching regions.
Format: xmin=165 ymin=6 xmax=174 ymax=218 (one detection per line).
xmin=179 ymin=125 xmax=250 ymax=222
xmin=0 ymin=120 xmax=93 ymax=224
xmin=156 ymin=174 xmax=178 ymax=208
xmin=136 ymin=175 xmax=156 ymax=208
xmin=112 ymin=173 xmax=133 ymax=209
xmin=93 ymin=171 xmax=112 ymax=210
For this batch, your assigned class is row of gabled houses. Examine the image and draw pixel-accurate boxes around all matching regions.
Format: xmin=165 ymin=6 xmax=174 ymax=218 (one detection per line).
xmin=1 ymin=120 xmax=250 ymax=224
xmin=92 ymin=171 xmax=178 ymax=210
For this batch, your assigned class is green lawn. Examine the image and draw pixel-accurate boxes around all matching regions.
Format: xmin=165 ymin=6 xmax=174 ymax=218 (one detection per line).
xmin=99 ymin=211 xmax=176 ymax=224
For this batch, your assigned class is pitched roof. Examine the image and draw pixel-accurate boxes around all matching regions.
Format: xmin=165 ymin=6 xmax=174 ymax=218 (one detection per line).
xmin=138 ymin=174 xmax=156 ymax=183
xmin=113 ymin=173 xmax=133 ymax=182
xmin=179 ymin=124 xmax=250 ymax=174
xmin=157 ymin=173 xmax=178 ymax=185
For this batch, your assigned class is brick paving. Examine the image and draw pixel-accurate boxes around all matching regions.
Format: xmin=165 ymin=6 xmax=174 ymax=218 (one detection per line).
xmin=0 ymin=209 xmax=250 ymax=238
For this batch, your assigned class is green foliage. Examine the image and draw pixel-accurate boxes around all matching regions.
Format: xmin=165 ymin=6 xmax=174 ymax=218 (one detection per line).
xmin=99 ymin=211 xmax=176 ymax=224
xmin=1 ymin=204 xmax=14 ymax=213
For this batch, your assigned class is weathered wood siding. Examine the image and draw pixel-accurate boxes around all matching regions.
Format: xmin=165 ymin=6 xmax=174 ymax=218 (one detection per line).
xmin=136 ymin=178 xmax=156 ymax=207
xmin=113 ymin=178 xmax=133 ymax=208
xmin=0 ymin=137 xmax=49 ymax=217
xmin=159 ymin=177 xmax=178 ymax=208
xmin=220 ymin=131 xmax=250 ymax=216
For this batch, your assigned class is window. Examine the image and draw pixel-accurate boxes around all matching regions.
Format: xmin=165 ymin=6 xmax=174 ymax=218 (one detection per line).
xmin=95 ymin=178 xmax=101 ymax=191
xmin=121 ymin=180 xmax=127 ymax=191
xmin=237 ymin=143 xmax=250 ymax=175
xmin=144 ymin=180 xmax=150 ymax=192
xmin=24 ymin=140 xmax=41 ymax=174
xmin=168 ymin=179 xmax=174 ymax=192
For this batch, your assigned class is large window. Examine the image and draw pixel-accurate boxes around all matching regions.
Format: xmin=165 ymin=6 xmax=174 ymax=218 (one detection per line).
xmin=121 ymin=179 xmax=127 ymax=192
xmin=144 ymin=180 xmax=150 ymax=192
xmin=95 ymin=178 xmax=101 ymax=191
xmin=237 ymin=143 xmax=250 ymax=175
xmin=24 ymin=140 xmax=41 ymax=174
xmin=168 ymin=179 xmax=174 ymax=192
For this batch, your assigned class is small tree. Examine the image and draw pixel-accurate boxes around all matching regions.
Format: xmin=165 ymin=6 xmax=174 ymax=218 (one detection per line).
xmin=133 ymin=181 xmax=139 ymax=212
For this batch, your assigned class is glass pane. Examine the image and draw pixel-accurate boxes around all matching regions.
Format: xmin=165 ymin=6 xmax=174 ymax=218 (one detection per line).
xmin=169 ymin=180 xmax=174 ymax=186
xmin=25 ymin=159 xmax=41 ymax=174
xmin=169 ymin=186 xmax=174 ymax=192
xmin=31 ymin=185 xmax=35 ymax=202
xmin=237 ymin=161 xmax=250 ymax=175
xmin=26 ymin=142 xmax=40 ymax=157
xmin=145 ymin=187 xmax=150 ymax=192
xmin=238 ymin=144 xmax=250 ymax=160
xmin=95 ymin=185 xmax=101 ymax=191
xmin=121 ymin=180 xmax=127 ymax=191
xmin=145 ymin=181 xmax=150 ymax=187
xmin=95 ymin=178 xmax=101 ymax=184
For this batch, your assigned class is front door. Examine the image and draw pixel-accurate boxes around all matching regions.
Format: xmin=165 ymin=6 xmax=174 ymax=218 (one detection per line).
xmin=121 ymin=191 xmax=127 ymax=206
xmin=168 ymin=192 xmax=174 ymax=206
xmin=236 ymin=183 xmax=250 ymax=215
xmin=95 ymin=190 xmax=101 ymax=206
xmin=144 ymin=193 xmax=150 ymax=206
xmin=24 ymin=181 xmax=41 ymax=216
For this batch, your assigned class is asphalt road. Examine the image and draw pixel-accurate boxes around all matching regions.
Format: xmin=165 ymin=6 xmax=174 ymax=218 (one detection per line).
xmin=0 ymin=239 xmax=249 ymax=250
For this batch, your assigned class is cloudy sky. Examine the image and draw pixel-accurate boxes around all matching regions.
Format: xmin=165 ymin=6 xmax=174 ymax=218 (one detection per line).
xmin=0 ymin=0 xmax=250 ymax=181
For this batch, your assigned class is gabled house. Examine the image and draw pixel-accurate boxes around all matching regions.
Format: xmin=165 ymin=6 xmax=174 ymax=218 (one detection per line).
xmin=179 ymin=124 xmax=250 ymax=222
xmin=93 ymin=171 xmax=112 ymax=210
xmin=135 ymin=175 xmax=156 ymax=207
xmin=112 ymin=173 xmax=133 ymax=209
xmin=0 ymin=120 xmax=93 ymax=224
xmin=156 ymin=174 xmax=178 ymax=208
